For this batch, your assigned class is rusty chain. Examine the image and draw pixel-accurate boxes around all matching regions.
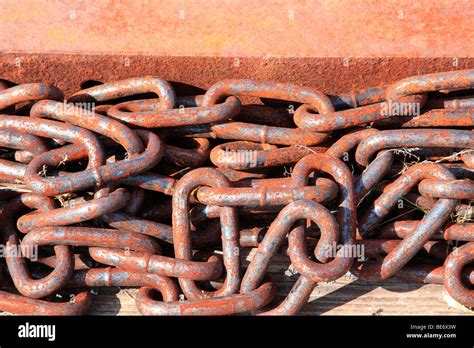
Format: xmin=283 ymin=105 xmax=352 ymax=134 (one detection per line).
xmin=0 ymin=69 xmax=473 ymax=315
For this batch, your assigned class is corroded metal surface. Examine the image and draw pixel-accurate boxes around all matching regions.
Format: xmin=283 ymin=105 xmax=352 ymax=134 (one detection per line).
xmin=1 ymin=1 xmax=472 ymax=57
xmin=1 ymin=55 xmax=474 ymax=98
xmin=1 ymin=70 xmax=473 ymax=316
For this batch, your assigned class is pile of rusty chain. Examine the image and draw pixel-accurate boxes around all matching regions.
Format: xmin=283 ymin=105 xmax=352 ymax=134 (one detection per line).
xmin=0 ymin=69 xmax=473 ymax=315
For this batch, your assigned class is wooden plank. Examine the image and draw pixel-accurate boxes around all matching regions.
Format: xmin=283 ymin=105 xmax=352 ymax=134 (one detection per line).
xmin=3 ymin=248 xmax=468 ymax=316
xmin=81 ymin=276 xmax=471 ymax=316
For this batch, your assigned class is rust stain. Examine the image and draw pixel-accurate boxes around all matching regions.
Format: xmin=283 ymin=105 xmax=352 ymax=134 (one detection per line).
xmin=0 ymin=0 xmax=472 ymax=57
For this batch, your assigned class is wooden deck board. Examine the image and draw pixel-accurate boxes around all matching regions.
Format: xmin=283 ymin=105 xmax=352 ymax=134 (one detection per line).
xmin=0 ymin=248 xmax=472 ymax=316
xmin=81 ymin=279 xmax=470 ymax=316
